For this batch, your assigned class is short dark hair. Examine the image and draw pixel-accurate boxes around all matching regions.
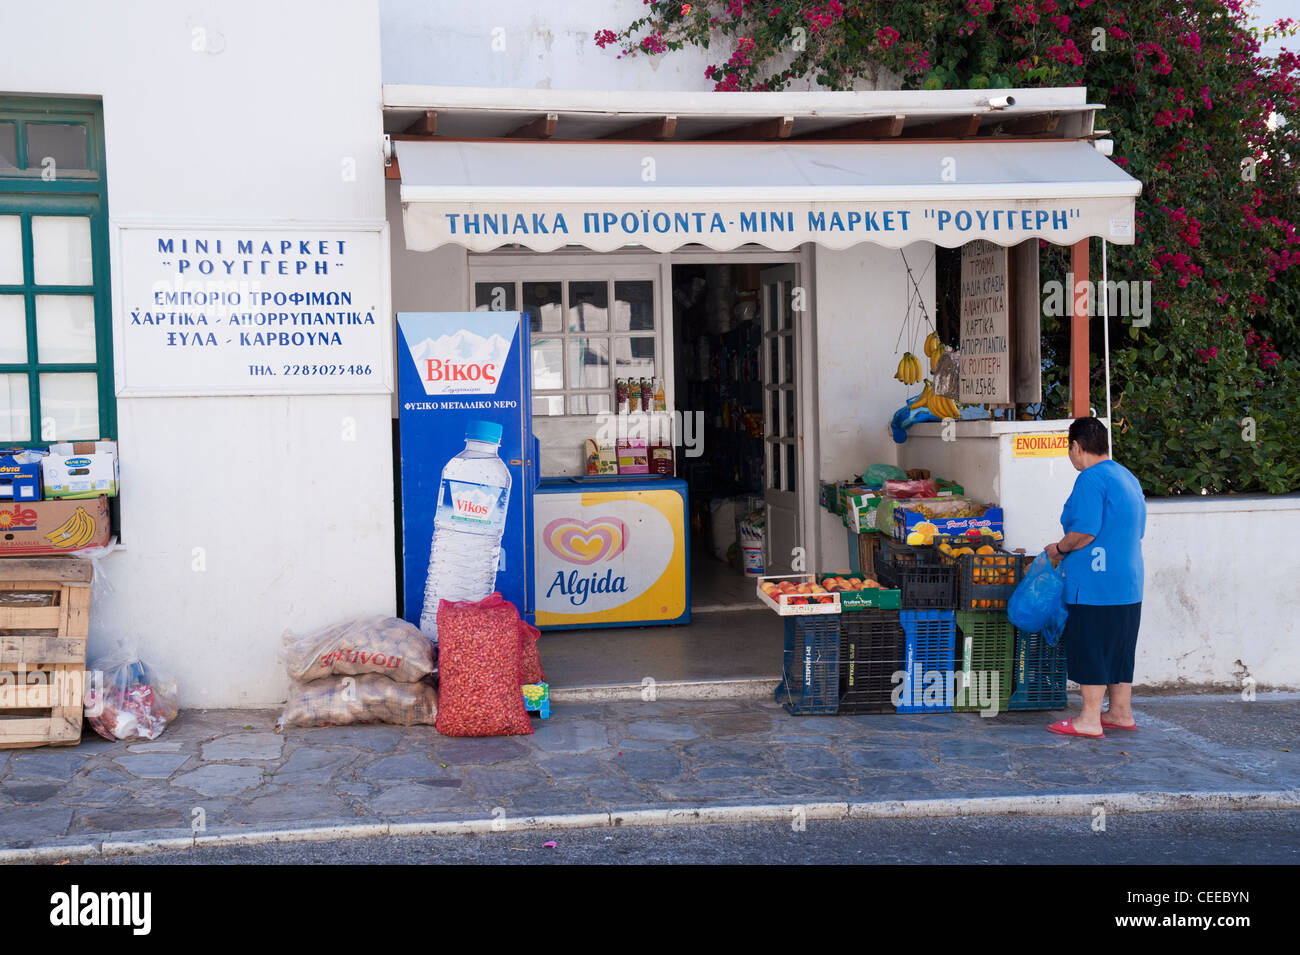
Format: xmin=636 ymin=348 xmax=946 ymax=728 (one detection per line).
xmin=1069 ymin=416 xmax=1110 ymax=456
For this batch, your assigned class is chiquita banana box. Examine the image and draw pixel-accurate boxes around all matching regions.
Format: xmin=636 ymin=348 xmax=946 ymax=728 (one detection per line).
xmin=0 ymin=495 xmax=110 ymax=555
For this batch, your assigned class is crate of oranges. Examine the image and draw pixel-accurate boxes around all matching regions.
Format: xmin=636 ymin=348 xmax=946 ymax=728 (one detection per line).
xmin=935 ymin=536 xmax=1028 ymax=611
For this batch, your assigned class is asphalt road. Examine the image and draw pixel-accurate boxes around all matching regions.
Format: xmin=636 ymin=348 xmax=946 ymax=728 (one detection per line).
xmin=79 ymin=810 xmax=1300 ymax=865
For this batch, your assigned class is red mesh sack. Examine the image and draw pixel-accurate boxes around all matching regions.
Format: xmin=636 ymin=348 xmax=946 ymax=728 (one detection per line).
xmin=519 ymin=619 xmax=544 ymax=685
xmin=434 ymin=592 xmax=533 ymax=737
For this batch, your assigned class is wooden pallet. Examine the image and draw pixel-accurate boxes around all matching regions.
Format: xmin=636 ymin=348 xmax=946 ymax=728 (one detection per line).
xmin=0 ymin=559 xmax=92 ymax=749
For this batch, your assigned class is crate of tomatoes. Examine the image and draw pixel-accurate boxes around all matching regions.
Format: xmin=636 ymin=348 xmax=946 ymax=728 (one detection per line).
xmin=756 ymin=574 xmax=841 ymax=615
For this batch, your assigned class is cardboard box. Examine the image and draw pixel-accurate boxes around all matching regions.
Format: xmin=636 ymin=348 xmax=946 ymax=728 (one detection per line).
xmin=597 ymin=445 xmax=618 ymax=475
xmin=42 ymin=441 xmax=119 ymax=499
xmin=649 ymin=444 xmax=674 ymax=476
xmin=893 ymin=502 xmax=1004 ymax=541
xmin=617 ymin=440 xmax=648 ymax=475
xmin=816 ymin=573 xmax=902 ymax=610
xmin=0 ymin=450 xmax=43 ymax=502
xmin=845 ymin=491 xmax=884 ymax=534
xmin=838 ymin=484 xmax=874 ymax=526
xmin=0 ymin=495 xmax=111 ymax=556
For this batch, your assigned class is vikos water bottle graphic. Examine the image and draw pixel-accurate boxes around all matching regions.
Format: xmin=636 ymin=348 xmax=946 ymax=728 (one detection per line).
xmin=419 ymin=420 xmax=512 ymax=638
xmin=398 ymin=311 xmax=536 ymax=633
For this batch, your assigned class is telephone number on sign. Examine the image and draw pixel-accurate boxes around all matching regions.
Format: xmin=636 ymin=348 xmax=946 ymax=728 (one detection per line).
xmin=281 ymin=364 xmax=374 ymax=375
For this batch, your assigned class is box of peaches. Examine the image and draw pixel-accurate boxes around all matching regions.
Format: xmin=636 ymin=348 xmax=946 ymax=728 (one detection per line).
xmin=816 ymin=572 xmax=901 ymax=611
xmin=756 ymin=574 xmax=841 ymax=615
xmin=757 ymin=573 xmax=901 ymax=615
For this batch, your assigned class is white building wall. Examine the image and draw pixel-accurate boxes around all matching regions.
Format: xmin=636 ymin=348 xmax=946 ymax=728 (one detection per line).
xmin=810 ymin=242 xmax=933 ymax=569
xmin=1139 ymin=496 xmax=1299 ymax=689
xmin=0 ymin=0 xmax=394 ymax=706
xmin=381 ymin=0 xmax=729 ymax=91
xmin=379 ymin=0 xmax=900 ymax=90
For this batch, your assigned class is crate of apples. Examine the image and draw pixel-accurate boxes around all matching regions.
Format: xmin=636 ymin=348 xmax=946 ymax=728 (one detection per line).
xmin=756 ymin=575 xmax=842 ymax=615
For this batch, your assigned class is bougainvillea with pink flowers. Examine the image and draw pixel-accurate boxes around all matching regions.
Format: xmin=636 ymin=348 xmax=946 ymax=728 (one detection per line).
xmin=600 ymin=1 xmax=1300 ymax=493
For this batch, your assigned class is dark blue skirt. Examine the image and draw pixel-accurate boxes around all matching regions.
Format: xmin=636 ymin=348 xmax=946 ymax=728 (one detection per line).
xmin=1063 ymin=602 xmax=1142 ymax=685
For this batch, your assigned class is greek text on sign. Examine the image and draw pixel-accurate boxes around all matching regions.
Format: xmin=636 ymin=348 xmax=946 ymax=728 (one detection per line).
xmin=959 ymin=239 xmax=1011 ymax=405
xmin=1012 ymin=432 xmax=1069 ymax=458
xmin=114 ymin=224 xmax=390 ymax=396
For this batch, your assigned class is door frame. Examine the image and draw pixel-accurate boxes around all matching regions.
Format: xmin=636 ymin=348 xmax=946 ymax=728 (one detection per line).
xmin=465 ymin=244 xmax=821 ymax=575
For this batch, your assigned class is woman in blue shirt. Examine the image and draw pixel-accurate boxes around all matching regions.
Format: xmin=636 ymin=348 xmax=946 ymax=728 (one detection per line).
xmin=1045 ymin=417 xmax=1146 ymax=739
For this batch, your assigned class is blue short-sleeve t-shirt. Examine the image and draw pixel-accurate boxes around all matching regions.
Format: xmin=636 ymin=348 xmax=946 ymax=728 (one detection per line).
xmin=1059 ymin=459 xmax=1146 ymax=606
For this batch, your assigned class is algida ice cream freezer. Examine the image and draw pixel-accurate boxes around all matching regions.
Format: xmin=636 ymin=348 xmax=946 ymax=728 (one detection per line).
xmin=533 ymin=475 xmax=690 ymax=629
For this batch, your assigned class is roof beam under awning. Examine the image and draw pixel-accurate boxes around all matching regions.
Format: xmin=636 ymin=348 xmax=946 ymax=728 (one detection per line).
xmin=983 ymin=112 xmax=1061 ymax=137
xmin=901 ymin=113 xmax=983 ymax=139
xmin=507 ymin=112 xmax=559 ymax=139
xmin=794 ymin=114 xmax=905 ymax=140
xmin=402 ymin=111 xmax=438 ymax=136
xmin=601 ymin=115 xmax=678 ymax=140
xmin=698 ymin=116 xmax=795 ymax=141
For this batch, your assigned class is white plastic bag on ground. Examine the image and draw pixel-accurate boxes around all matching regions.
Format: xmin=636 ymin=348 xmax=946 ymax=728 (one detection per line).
xmin=281 ymin=615 xmax=435 ymax=684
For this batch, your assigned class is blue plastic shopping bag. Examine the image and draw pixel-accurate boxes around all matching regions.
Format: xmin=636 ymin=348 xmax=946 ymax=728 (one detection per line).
xmin=1007 ymin=552 xmax=1069 ymax=647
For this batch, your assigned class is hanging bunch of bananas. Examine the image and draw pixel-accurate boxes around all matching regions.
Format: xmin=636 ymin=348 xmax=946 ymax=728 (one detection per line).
xmin=924 ymin=331 xmax=944 ymax=374
xmin=908 ymin=380 xmax=962 ymax=421
xmin=894 ymin=352 xmax=922 ymax=385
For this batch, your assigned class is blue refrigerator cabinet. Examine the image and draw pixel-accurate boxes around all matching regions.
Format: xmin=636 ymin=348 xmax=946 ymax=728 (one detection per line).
xmin=533 ymin=475 xmax=690 ymax=630
xmin=397 ymin=312 xmax=539 ymax=626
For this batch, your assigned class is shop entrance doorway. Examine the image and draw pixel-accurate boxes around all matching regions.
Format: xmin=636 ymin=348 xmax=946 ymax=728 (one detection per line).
xmin=672 ymin=259 xmax=806 ymax=610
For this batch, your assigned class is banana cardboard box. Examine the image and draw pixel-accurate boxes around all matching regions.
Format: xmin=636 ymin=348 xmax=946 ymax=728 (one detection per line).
xmin=0 ymin=494 xmax=110 ymax=555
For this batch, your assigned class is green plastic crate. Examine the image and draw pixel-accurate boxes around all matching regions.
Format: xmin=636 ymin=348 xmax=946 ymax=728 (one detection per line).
xmin=954 ymin=611 xmax=1014 ymax=714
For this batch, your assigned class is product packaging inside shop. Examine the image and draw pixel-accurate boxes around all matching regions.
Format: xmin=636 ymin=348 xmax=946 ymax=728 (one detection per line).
xmin=771 ymin=462 xmax=1064 ymax=719
xmin=584 ymin=376 xmax=674 ymax=477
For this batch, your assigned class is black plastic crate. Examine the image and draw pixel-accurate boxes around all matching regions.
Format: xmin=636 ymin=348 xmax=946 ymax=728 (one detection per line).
xmin=838 ymin=609 xmax=904 ymax=714
xmin=953 ymin=611 xmax=1015 ymax=714
xmin=877 ymin=535 xmax=941 ymax=568
xmin=774 ymin=615 xmax=842 ymax=715
xmin=876 ymin=559 xmax=958 ymax=610
xmin=937 ymin=543 xmax=1028 ymax=611
xmin=895 ymin=609 xmax=957 ymax=713
xmin=1008 ymin=628 xmax=1069 ymax=711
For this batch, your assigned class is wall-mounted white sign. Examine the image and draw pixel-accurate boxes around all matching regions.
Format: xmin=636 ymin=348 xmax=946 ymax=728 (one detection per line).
xmin=113 ymin=222 xmax=391 ymax=396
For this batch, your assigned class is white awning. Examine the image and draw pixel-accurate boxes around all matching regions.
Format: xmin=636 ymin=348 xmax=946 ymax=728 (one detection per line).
xmin=397 ymin=139 xmax=1141 ymax=253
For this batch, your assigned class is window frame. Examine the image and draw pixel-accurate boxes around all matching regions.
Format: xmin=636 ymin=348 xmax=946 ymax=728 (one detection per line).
xmin=468 ymin=260 xmax=664 ymax=420
xmin=0 ymin=96 xmax=114 ymax=446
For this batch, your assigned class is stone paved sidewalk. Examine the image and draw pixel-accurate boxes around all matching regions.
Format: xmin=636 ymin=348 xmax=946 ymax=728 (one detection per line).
xmin=1 ymin=693 xmax=1297 ymax=851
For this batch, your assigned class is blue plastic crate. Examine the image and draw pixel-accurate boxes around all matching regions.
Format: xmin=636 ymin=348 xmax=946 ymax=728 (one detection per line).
xmin=895 ymin=609 xmax=957 ymax=713
xmin=1008 ymin=629 xmax=1068 ymax=711
xmin=775 ymin=615 xmax=841 ymax=715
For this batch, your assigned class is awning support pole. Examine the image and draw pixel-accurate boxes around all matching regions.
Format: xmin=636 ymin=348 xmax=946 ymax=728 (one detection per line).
xmin=1101 ymin=238 xmax=1113 ymax=455
xmin=1070 ymin=238 xmax=1090 ymax=418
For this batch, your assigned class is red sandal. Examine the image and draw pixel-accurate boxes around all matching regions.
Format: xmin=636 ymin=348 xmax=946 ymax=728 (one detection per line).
xmin=1047 ymin=718 xmax=1105 ymax=739
xmin=1101 ymin=718 xmax=1138 ymax=731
